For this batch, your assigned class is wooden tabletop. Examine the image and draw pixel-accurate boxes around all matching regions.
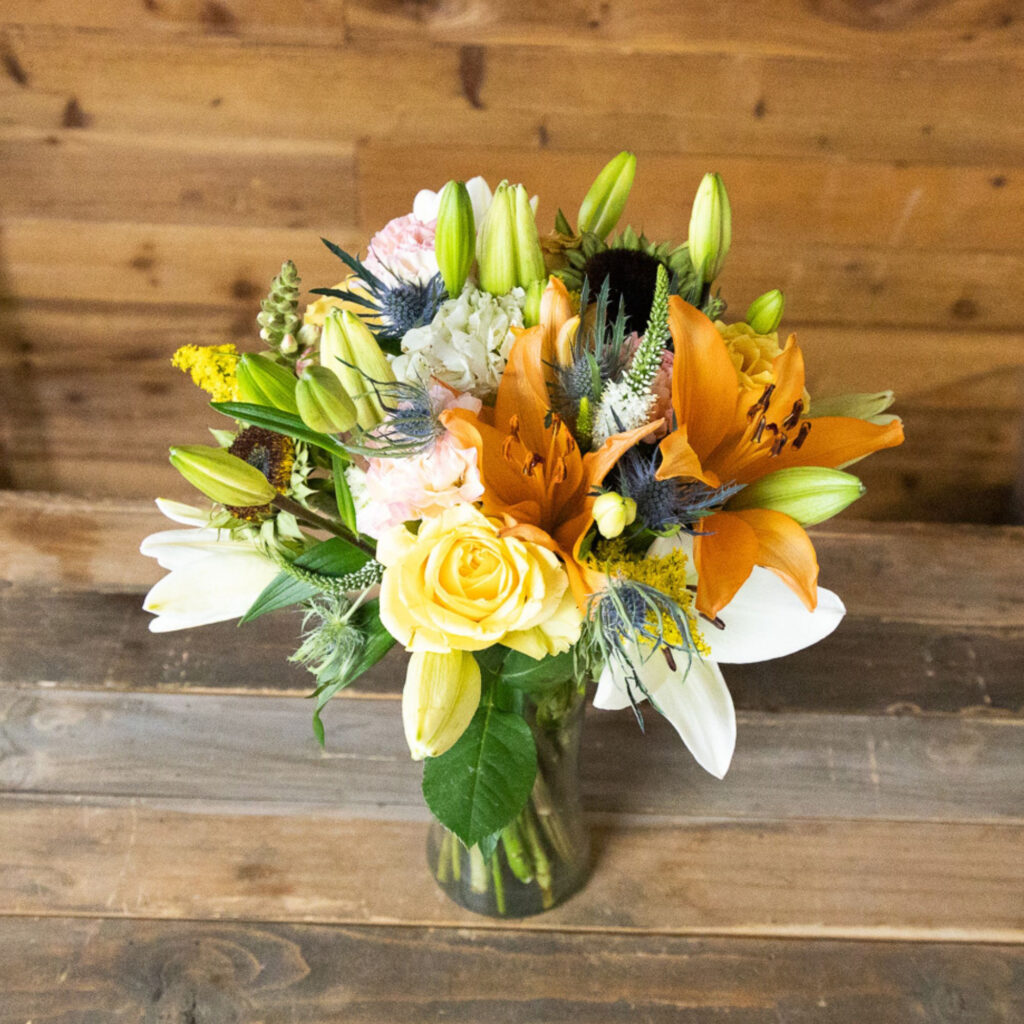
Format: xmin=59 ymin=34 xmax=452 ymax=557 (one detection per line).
xmin=1 ymin=491 xmax=1022 ymax=1021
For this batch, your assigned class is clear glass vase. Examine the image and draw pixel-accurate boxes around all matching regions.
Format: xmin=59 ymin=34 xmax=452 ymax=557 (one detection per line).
xmin=426 ymin=680 xmax=591 ymax=917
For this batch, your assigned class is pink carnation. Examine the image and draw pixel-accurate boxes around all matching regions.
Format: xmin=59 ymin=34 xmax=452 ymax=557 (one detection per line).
xmin=363 ymin=214 xmax=439 ymax=288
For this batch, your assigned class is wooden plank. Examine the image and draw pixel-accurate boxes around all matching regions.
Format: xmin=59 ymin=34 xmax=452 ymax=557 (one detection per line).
xmin=5 ymin=218 xmax=1024 ymax=331
xmin=0 ymin=128 xmax=359 ymax=229
xmin=4 ymin=588 xmax=1023 ymax=715
xmin=1 ymin=686 xmax=1021 ymax=823
xmin=1 ymin=28 xmax=1021 ymax=164
xmin=1 ymin=796 xmax=1021 ymax=939
xmin=359 ymin=145 xmax=1024 ymax=254
xmin=3 ymin=917 xmax=1023 ymax=1024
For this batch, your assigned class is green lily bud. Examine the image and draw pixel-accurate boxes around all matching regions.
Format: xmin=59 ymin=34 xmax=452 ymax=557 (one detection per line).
xmin=402 ymin=650 xmax=481 ymax=761
xmin=806 ymin=391 xmax=896 ymax=423
xmin=727 ymin=467 xmax=865 ymax=527
xmin=320 ymin=310 xmax=394 ymax=430
xmin=236 ymin=353 xmax=300 ymax=415
xmin=577 ymin=150 xmax=636 ymax=240
xmin=435 ymin=180 xmax=476 ymax=298
xmin=169 ymin=444 xmax=277 ymax=507
xmin=688 ymin=172 xmax=732 ymax=283
xmin=522 ymin=278 xmax=545 ymax=327
xmin=296 ymin=366 xmax=358 ymax=434
xmin=745 ymin=289 xmax=785 ymax=334
xmin=512 ymin=183 xmax=546 ymax=287
xmin=593 ymin=491 xmax=637 ymax=539
xmin=476 ymin=181 xmax=517 ymax=295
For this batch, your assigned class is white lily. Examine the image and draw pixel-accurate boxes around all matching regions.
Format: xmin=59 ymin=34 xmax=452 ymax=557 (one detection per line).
xmin=140 ymin=499 xmax=280 ymax=633
xmin=594 ymin=531 xmax=846 ymax=778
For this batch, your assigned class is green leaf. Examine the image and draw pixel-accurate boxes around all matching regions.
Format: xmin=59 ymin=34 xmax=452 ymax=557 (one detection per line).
xmin=476 ymin=831 xmax=501 ymax=863
xmin=331 ymin=454 xmax=358 ymax=535
xmin=499 ymin=648 xmax=576 ymax=693
xmin=240 ymin=537 xmax=370 ymax=623
xmin=422 ymin=702 xmax=537 ymax=848
xmin=211 ymin=402 xmax=350 ymax=459
xmin=472 ymin=645 xmax=508 ymax=682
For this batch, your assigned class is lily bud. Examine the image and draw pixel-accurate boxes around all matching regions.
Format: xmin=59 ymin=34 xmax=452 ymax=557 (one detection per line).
xmin=296 ymin=366 xmax=358 ymax=434
xmin=523 ymin=279 xmax=545 ymax=328
xmin=688 ymin=172 xmax=732 ymax=283
xmin=727 ymin=466 xmax=865 ymax=527
xmin=402 ymin=650 xmax=481 ymax=761
xmin=476 ymin=181 xmax=517 ymax=295
xmin=745 ymin=289 xmax=785 ymax=334
xmin=806 ymin=391 xmax=896 ymax=423
xmin=320 ymin=310 xmax=394 ymax=430
xmin=577 ymin=150 xmax=636 ymax=240
xmin=435 ymin=180 xmax=476 ymax=297
xmin=512 ymin=183 xmax=546 ymax=288
xmin=593 ymin=491 xmax=638 ymax=539
xmin=169 ymin=444 xmax=277 ymax=507
xmin=236 ymin=353 xmax=300 ymax=415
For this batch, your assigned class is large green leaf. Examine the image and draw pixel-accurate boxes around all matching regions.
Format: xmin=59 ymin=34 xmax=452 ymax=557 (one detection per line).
xmin=422 ymin=702 xmax=537 ymax=848
xmin=211 ymin=401 xmax=349 ymax=458
xmin=499 ymin=648 xmax=576 ymax=693
xmin=240 ymin=537 xmax=370 ymax=623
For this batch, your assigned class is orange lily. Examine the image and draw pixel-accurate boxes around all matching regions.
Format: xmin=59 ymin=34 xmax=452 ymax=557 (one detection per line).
xmin=443 ymin=316 xmax=656 ymax=607
xmin=658 ymin=298 xmax=904 ymax=619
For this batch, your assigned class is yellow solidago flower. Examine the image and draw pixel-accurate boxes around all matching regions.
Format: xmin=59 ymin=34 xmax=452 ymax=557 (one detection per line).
xmin=171 ymin=343 xmax=241 ymax=402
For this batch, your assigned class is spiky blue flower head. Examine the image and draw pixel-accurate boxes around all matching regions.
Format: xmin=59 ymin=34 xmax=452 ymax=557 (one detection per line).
xmin=341 ymin=376 xmax=445 ymax=459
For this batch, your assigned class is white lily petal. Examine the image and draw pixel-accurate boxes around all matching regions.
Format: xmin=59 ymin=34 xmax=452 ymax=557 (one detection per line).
xmin=155 ymin=498 xmax=210 ymax=526
xmin=593 ymin=661 xmax=637 ymax=711
xmin=412 ymin=188 xmax=441 ymax=223
xmin=140 ymin=527 xmax=252 ymax=570
xmin=465 ymin=176 xmax=494 ymax=225
xmin=707 ymin=567 xmax=846 ymax=664
xmin=649 ymin=657 xmax=736 ymax=779
xmin=142 ymin=549 xmax=279 ymax=631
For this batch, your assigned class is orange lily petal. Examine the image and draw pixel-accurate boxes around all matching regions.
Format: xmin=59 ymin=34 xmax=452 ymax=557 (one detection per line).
xmin=539 ymin=276 xmax=573 ymax=370
xmin=728 ymin=508 xmax=819 ymax=611
xmin=657 ymin=424 xmax=722 ymax=487
xmin=494 ymin=328 xmax=549 ymax=452
xmin=668 ymin=297 xmax=740 ymax=460
xmin=693 ymin=512 xmax=760 ymax=619
xmin=768 ymin=415 xmax=904 ymax=473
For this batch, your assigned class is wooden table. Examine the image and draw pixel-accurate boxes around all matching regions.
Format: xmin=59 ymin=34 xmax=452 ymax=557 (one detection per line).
xmin=1 ymin=492 xmax=1022 ymax=1021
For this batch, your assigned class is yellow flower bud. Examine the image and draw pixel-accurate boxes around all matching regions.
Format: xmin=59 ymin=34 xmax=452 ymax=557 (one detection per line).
xmin=726 ymin=466 xmax=865 ymax=527
xmin=688 ymin=172 xmax=732 ymax=283
xmin=435 ymin=180 xmax=475 ymax=297
xmin=296 ymin=366 xmax=358 ymax=434
xmin=577 ymin=150 xmax=636 ymax=240
xmin=402 ymin=649 xmax=481 ymax=761
xmin=476 ymin=181 xmax=517 ymax=295
xmin=745 ymin=289 xmax=785 ymax=334
xmin=319 ymin=310 xmax=394 ymax=430
xmin=169 ymin=444 xmax=277 ymax=507
xmin=236 ymin=353 xmax=300 ymax=415
xmin=593 ymin=491 xmax=637 ymax=539
xmin=513 ymin=183 xmax=546 ymax=288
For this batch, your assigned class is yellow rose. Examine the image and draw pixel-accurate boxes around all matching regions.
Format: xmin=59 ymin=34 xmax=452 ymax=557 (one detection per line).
xmin=378 ymin=504 xmax=583 ymax=659
xmin=715 ymin=320 xmax=783 ymax=391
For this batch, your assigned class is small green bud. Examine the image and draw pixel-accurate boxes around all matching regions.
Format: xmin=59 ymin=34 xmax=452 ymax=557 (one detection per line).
xmin=435 ymin=180 xmax=476 ymax=298
xmin=476 ymin=181 xmax=517 ymax=295
xmin=688 ymin=172 xmax=732 ymax=283
xmin=320 ymin=311 xmax=394 ymax=430
xmin=727 ymin=467 xmax=865 ymax=527
xmin=169 ymin=444 xmax=277 ymax=507
xmin=236 ymin=353 xmax=300 ymax=415
xmin=577 ymin=150 xmax=636 ymax=240
xmin=745 ymin=289 xmax=785 ymax=334
xmin=296 ymin=366 xmax=358 ymax=434
xmin=523 ymin=279 xmax=545 ymax=327
xmin=512 ymin=183 xmax=546 ymax=288
xmin=593 ymin=491 xmax=637 ymax=539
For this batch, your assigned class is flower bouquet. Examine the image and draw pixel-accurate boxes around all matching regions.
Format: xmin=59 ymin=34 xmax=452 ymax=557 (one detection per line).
xmin=142 ymin=154 xmax=904 ymax=917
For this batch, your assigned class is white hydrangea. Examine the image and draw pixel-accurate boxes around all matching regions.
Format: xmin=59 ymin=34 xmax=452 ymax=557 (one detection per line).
xmin=391 ymin=284 xmax=526 ymax=400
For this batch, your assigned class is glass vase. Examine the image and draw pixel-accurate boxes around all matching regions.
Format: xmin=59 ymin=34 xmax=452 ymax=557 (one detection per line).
xmin=426 ymin=680 xmax=591 ymax=917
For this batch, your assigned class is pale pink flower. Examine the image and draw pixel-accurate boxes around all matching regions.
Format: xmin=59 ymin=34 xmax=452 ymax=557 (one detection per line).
xmin=363 ymin=214 xmax=439 ymax=288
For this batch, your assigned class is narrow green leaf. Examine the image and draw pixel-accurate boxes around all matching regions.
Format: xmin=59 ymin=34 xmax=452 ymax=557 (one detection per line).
xmin=499 ymin=649 xmax=576 ymax=692
xmin=211 ymin=401 xmax=349 ymax=458
xmin=331 ymin=454 xmax=358 ymax=535
xmin=422 ymin=703 xmax=537 ymax=848
xmin=239 ymin=571 xmax=316 ymax=625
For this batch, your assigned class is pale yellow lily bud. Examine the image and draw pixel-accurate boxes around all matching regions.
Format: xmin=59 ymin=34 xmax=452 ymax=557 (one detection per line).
xmin=435 ymin=180 xmax=476 ymax=297
xmin=512 ymin=183 xmax=546 ymax=288
xmin=320 ymin=310 xmax=393 ymax=430
xmin=554 ymin=316 xmax=580 ymax=368
xmin=236 ymin=353 xmax=300 ymax=415
xmin=688 ymin=172 xmax=732 ymax=283
xmin=593 ymin=491 xmax=637 ymax=539
xmin=577 ymin=150 xmax=636 ymax=240
xmin=169 ymin=445 xmax=277 ymax=507
xmin=806 ymin=391 xmax=896 ymax=423
xmin=476 ymin=181 xmax=517 ymax=295
xmin=296 ymin=366 xmax=358 ymax=434
xmin=402 ymin=650 xmax=482 ymax=761
xmin=727 ymin=466 xmax=865 ymax=527
xmin=745 ymin=289 xmax=785 ymax=334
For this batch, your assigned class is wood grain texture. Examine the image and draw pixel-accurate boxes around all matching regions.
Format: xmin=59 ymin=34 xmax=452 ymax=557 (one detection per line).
xmin=1 ymin=685 xmax=1021 ymax=824
xmin=1 ymin=27 xmax=1021 ymax=164
xmin=2 ymin=795 xmax=1021 ymax=939
xmin=3 ymin=917 xmax=1023 ymax=1023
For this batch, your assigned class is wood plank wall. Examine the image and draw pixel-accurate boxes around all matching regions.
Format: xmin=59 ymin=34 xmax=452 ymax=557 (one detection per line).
xmin=0 ymin=1 xmax=1022 ymax=521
